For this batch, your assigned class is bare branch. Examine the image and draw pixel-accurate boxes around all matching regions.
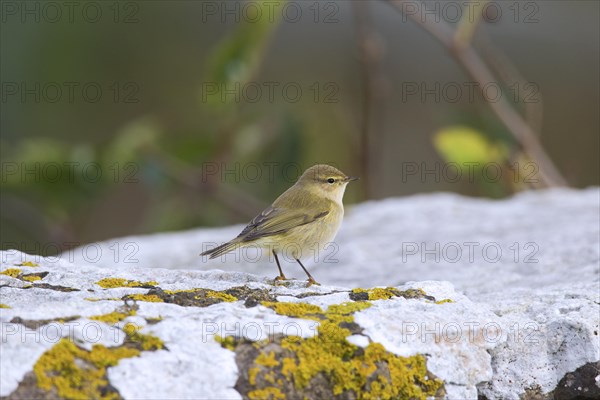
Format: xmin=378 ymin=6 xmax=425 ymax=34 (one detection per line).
xmin=386 ymin=0 xmax=567 ymax=187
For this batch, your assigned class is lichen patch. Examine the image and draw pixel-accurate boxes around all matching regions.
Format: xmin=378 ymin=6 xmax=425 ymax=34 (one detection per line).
xmin=219 ymin=300 xmax=445 ymax=399
xmin=6 ymin=306 xmax=165 ymax=400
xmin=349 ymin=287 xmax=435 ymax=302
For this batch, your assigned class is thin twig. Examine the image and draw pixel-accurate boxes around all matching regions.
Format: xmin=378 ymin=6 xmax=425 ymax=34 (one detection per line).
xmin=353 ymin=1 xmax=386 ymax=198
xmin=478 ymin=35 xmax=545 ymax=136
xmin=143 ymin=147 xmax=268 ymax=218
xmin=385 ymin=0 xmax=567 ymax=187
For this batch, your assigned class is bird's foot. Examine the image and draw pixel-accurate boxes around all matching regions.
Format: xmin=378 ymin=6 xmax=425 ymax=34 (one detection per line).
xmin=273 ymin=275 xmax=288 ymax=285
xmin=306 ymin=278 xmax=320 ymax=287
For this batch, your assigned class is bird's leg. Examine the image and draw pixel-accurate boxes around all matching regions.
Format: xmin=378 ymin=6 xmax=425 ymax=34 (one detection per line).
xmin=273 ymin=250 xmax=287 ymax=281
xmin=295 ymin=259 xmax=320 ymax=286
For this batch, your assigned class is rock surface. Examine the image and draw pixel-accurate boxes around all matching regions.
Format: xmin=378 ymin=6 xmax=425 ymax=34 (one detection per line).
xmin=1 ymin=188 xmax=598 ymax=399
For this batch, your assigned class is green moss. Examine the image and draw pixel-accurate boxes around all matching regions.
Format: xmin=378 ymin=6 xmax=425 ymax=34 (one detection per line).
xmin=125 ymin=294 xmax=164 ymax=303
xmin=0 ymin=303 xmax=11 ymax=309
xmin=123 ymin=323 xmax=164 ymax=351
xmin=33 ymin=339 xmax=139 ymax=399
xmin=96 ymin=278 xmax=158 ymax=289
xmin=435 ymin=299 xmax=455 ymax=304
xmin=18 ymin=261 xmax=39 ymax=267
xmin=247 ymin=387 xmax=285 ymax=400
xmin=207 ymin=290 xmax=237 ymax=302
xmin=1 ymin=268 xmax=22 ymax=278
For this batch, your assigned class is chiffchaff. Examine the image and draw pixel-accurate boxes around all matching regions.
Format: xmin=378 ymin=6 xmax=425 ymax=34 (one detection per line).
xmin=200 ymin=164 xmax=358 ymax=285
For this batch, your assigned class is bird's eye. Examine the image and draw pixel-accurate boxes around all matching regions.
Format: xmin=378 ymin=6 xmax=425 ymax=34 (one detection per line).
xmin=327 ymin=178 xmax=335 ymax=184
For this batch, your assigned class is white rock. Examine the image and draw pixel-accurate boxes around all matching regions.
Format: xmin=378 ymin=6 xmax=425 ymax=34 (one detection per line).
xmin=1 ymin=188 xmax=598 ymax=399
xmin=354 ymin=281 xmax=503 ymax=399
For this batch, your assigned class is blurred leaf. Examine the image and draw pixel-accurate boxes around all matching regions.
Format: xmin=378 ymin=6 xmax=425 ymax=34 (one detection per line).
xmin=203 ymin=0 xmax=283 ymax=108
xmin=103 ymin=116 xmax=162 ymax=166
xmin=8 ymin=138 xmax=70 ymax=165
xmin=233 ymin=124 xmax=265 ymax=156
xmin=433 ymin=126 xmax=508 ymax=165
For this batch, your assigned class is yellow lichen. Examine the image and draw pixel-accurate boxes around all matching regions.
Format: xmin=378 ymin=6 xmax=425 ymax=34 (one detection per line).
xmin=33 ymin=339 xmax=139 ymax=399
xmin=90 ymin=309 xmax=136 ymax=325
xmin=22 ymin=275 xmax=42 ymax=282
xmin=247 ymin=387 xmax=285 ymax=400
xmin=126 ymin=294 xmax=164 ymax=303
xmin=256 ymin=351 xmax=280 ymax=367
xmin=145 ymin=316 xmax=163 ymax=324
xmin=258 ymin=301 xmax=443 ymax=399
xmin=281 ymin=357 xmax=296 ymax=377
xmin=96 ymin=278 xmax=158 ymax=289
xmin=0 ymin=303 xmax=11 ymax=309
xmin=0 ymin=268 xmax=21 ymax=278
xmin=164 ymin=288 xmax=195 ymax=294
xmin=435 ymin=299 xmax=455 ymax=304
xmin=123 ymin=323 xmax=164 ymax=351
xmin=352 ymin=287 xmax=427 ymax=301
xmin=249 ymin=367 xmax=260 ymax=385
xmin=18 ymin=261 xmax=39 ymax=267
xmin=215 ymin=335 xmax=237 ymax=351
xmin=207 ymin=290 xmax=237 ymax=302
xmin=264 ymin=370 xmax=276 ymax=384
xmin=261 ymin=301 xmax=322 ymax=320
xmin=326 ymin=301 xmax=372 ymax=317
xmin=164 ymin=288 xmax=238 ymax=303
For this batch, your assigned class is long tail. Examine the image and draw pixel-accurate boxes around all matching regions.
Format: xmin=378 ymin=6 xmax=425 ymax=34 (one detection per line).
xmin=200 ymin=240 xmax=241 ymax=259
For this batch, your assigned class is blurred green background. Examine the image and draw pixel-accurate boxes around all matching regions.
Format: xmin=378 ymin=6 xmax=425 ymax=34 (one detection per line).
xmin=1 ymin=1 xmax=598 ymax=255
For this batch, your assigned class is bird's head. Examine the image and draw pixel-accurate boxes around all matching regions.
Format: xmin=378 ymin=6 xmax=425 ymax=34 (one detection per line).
xmin=297 ymin=164 xmax=358 ymax=203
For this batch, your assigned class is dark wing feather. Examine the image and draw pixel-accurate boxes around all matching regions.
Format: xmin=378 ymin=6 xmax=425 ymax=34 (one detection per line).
xmin=236 ymin=206 xmax=329 ymax=242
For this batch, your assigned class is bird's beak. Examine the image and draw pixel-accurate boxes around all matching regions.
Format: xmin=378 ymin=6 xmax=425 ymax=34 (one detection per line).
xmin=344 ymin=176 xmax=359 ymax=182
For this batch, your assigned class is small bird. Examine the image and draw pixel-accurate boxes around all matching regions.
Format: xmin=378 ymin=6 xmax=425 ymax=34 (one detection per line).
xmin=200 ymin=164 xmax=357 ymax=285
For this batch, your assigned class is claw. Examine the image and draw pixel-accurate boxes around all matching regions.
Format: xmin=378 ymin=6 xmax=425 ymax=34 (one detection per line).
xmin=306 ymin=278 xmax=320 ymax=287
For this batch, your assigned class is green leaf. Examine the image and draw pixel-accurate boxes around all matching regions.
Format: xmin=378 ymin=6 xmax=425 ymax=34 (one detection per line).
xmin=433 ymin=126 xmax=508 ymax=165
xmin=202 ymin=0 xmax=283 ymax=108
